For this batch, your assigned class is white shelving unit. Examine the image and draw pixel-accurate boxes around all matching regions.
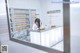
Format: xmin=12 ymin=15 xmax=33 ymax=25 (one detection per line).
xmin=9 ymin=8 xmax=40 ymax=42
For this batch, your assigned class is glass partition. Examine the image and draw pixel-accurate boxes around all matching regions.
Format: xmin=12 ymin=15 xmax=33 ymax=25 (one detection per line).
xmin=6 ymin=0 xmax=64 ymax=52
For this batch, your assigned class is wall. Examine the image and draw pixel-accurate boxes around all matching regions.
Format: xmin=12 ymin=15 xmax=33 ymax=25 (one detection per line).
xmin=8 ymin=0 xmax=41 ymax=9
xmin=8 ymin=0 xmax=41 ymax=17
xmin=40 ymin=0 xmax=63 ymax=27
xmin=0 ymin=0 xmax=8 ymax=34
xmin=0 ymin=0 xmax=7 ymax=52
xmin=70 ymin=4 xmax=80 ymax=53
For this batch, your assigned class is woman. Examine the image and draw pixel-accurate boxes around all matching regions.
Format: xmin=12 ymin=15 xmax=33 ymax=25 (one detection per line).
xmin=32 ymin=18 xmax=41 ymax=30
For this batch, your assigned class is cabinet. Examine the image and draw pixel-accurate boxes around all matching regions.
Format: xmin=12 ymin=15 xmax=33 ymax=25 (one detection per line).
xmin=30 ymin=32 xmax=41 ymax=45
xmin=41 ymin=27 xmax=63 ymax=47
xmin=30 ymin=27 xmax=63 ymax=47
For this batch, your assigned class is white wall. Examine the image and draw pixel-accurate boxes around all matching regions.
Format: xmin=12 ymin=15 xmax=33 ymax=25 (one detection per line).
xmin=0 ymin=0 xmax=8 ymax=34
xmin=8 ymin=0 xmax=41 ymax=17
xmin=8 ymin=0 xmax=41 ymax=9
xmin=0 ymin=0 xmax=7 ymax=52
xmin=40 ymin=0 xmax=63 ymax=27
xmin=70 ymin=4 xmax=80 ymax=53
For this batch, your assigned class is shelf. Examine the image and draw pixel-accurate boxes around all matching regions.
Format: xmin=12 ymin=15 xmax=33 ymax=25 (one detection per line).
xmin=9 ymin=8 xmax=40 ymax=38
xmin=14 ymin=16 xmax=29 ymax=19
xmin=14 ymin=13 xmax=29 ymax=15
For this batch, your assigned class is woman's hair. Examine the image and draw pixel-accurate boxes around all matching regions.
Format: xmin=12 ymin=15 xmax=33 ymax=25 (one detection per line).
xmin=35 ymin=18 xmax=41 ymax=28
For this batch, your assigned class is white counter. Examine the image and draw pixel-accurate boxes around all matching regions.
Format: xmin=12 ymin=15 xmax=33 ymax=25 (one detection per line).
xmin=30 ymin=27 xmax=63 ymax=47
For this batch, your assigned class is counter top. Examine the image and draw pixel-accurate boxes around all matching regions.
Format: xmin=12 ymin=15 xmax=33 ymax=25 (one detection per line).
xmin=30 ymin=26 xmax=62 ymax=32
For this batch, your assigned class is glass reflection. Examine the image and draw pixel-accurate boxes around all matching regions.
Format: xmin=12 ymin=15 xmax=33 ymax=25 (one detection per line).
xmin=7 ymin=0 xmax=64 ymax=51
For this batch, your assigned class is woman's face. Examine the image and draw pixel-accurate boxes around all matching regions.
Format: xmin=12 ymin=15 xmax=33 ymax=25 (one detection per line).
xmin=35 ymin=22 xmax=38 ymax=25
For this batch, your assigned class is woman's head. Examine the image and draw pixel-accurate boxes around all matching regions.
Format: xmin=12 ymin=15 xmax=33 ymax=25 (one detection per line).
xmin=35 ymin=18 xmax=40 ymax=28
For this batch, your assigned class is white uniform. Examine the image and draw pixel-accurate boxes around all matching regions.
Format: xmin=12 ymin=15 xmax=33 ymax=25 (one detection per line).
xmin=32 ymin=23 xmax=39 ymax=30
xmin=32 ymin=23 xmax=45 ymax=30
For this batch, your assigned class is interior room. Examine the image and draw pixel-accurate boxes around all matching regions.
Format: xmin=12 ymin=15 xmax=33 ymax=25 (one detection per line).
xmin=7 ymin=0 xmax=64 ymax=51
xmin=0 ymin=0 xmax=80 ymax=53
